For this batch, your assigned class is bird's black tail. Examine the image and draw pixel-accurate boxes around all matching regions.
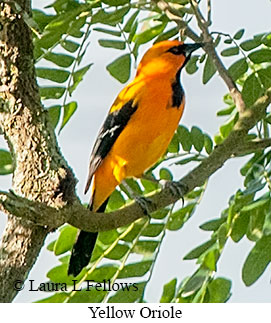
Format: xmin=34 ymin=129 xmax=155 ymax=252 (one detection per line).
xmin=68 ymin=198 xmax=109 ymax=277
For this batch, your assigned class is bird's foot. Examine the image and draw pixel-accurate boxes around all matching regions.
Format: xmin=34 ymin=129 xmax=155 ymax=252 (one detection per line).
xmin=122 ymin=180 xmax=154 ymax=217
xmin=163 ymin=180 xmax=188 ymax=205
xmin=134 ymin=196 xmax=153 ymax=218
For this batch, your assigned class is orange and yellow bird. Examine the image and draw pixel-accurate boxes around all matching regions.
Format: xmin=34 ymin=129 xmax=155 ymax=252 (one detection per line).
xmin=68 ymin=40 xmax=202 ymax=277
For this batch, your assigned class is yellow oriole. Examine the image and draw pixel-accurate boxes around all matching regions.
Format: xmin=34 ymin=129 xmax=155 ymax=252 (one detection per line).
xmin=68 ymin=40 xmax=202 ymax=276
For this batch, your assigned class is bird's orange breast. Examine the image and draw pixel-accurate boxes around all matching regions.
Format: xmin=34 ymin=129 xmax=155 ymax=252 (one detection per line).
xmin=91 ymin=76 xmax=184 ymax=210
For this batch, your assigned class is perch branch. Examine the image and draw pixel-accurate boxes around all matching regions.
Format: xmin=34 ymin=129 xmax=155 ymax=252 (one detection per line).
xmin=1 ymin=90 xmax=270 ymax=233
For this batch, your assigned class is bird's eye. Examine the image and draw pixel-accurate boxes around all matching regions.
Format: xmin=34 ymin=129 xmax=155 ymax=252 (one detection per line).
xmin=167 ymin=45 xmax=184 ymax=55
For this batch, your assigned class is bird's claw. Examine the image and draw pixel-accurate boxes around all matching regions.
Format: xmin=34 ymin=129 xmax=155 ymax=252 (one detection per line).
xmin=135 ymin=196 xmax=153 ymax=218
xmin=164 ymin=181 xmax=188 ymax=205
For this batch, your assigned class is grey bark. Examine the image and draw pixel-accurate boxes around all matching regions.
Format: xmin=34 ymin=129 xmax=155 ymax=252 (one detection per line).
xmin=0 ymin=1 xmax=78 ymax=302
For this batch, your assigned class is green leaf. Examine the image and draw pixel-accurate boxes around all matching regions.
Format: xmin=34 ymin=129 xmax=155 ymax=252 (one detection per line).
xmin=258 ymin=66 xmax=271 ymax=89
xmin=175 ymin=156 xmax=201 ymax=165
xmin=86 ymin=265 xmax=118 ymax=282
xmin=40 ymin=86 xmax=65 ymax=100
xmin=142 ymin=223 xmax=164 ymax=237
xmin=135 ymin=23 xmax=166 ymax=45
xmin=106 ymin=54 xmax=131 ymax=83
xmin=159 ymin=168 xmax=173 ymax=181
xmin=207 ymin=278 xmax=232 ymax=302
xmin=47 ymin=264 xmax=85 ymax=284
xmin=128 ymin=20 xmax=138 ymax=43
xmin=47 ymin=0 xmax=81 ymax=14
xmin=185 ymin=55 xmax=199 ymax=75
xmin=54 ymin=225 xmax=78 ymax=256
xmin=47 ymin=240 xmax=56 ymax=252
xmin=191 ymin=126 xmax=204 ymax=152
xmin=167 ymin=133 xmax=179 ymax=153
xmin=182 ymin=268 xmax=208 ymax=296
xmin=68 ymin=16 xmax=86 ymax=38
xmin=32 ymin=9 xmax=55 ymax=32
xmin=60 ymin=101 xmax=77 ymax=130
xmin=121 ymin=178 xmax=142 ymax=196
xmin=240 ymin=38 xmax=262 ymax=51
xmin=123 ymin=10 xmax=139 ymax=33
xmin=223 ymin=93 xmax=234 ymax=105
xmin=47 ymin=105 xmax=61 ymax=128
xmin=133 ymin=240 xmax=159 ymax=255
xmin=160 ymin=278 xmax=177 ymax=303
xmin=36 ymin=30 xmax=63 ymax=49
xmin=248 ymin=49 xmax=271 ymax=64
xmin=69 ymin=64 xmax=92 ymax=94
xmin=241 ymin=197 xmax=269 ymax=213
xmin=217 ymin=105 xmax=235 ymax=116
xmin=167 ymin=203 xmax=196 ymax=231
xmin=177 ymin=125 xmax=192 ymax=151
xmin=99 ymin=229 xmax=119 ymax=245
xmin=214 ymin=133 xmax=223 ymax=145
xmin=108 ymin=281 xmax=146 ymax=303
xmin=218 ymin=223 xmax=228 ymax=248
xmin=203 ymin=55 xmax=216 ymax=84
xmin=231 ymin=212 xmax=250 ymax=242
xmin=183 ymin=239 xmax=216 ymax=260
xmin=186 ymin=188 xmax=204 ymax=199
xmin=203 ymin=249 xmax=218 ymax=271
xmin=242 ymin=235 xmax=271 ymax=286
xmin=242 ymin=73 xmax=264 ymax=107
xmin=220 ymin=113 xmax=238 ymax=139
xmin=151 ymin=208 xmax=169 ymax=220
xmin=102 ymin=0 xmax=130 ymax=5
xmin=106 ymin=243 xmax=129 ymax=260
xmin=200 ymin=218 xmax=226 ymax=231
xmin=106 ymin=189 xmax=126 ymax=211
xmin=61 ymin=40 xmax=79 ymax=53
xmin=36 ymin=292 xmax=68 ymax=303
xmin=44 ymin=10 xmax=77 ymax=33
xmin=118 ymin=260 xmax=152 ymax=278
xmin=204 ymin=133 xmax=213 ymax=154
xmin=68 ymin=288 xmax=107 ymax=303
xmin=233 ymin=29 xmax=245 ymax=40
xmin=224 ymin=39 xmax=232 ymax=44
xmin=246 ymin=206 xmax=267 ymax=241
xmin=141 ymin=177 xmax=159 ymax=194
xmin=98 ymin=39 xmax=126 ymax=50
xmin=121 ymin=222 xmax=143 ymax=242
xmin=44 ymin=52 xmax=75 ymax=68
xmin=36 ymin=68 xmax=70 ymax=83
xmin=228 ymin=58 xmax=248 ymax=81
xmin=155 ymin=27 xmax=179 ymax=43
xmin=92 ymin=6 xmax=130 ymax=26
xmin=0 ymin=149 xmax=13 ymax=175
xmin=261 ymin=33 xmax=271 ymax=47
xmin=94 ymin=27 xmax=121 ymax=37
xmin=221 ymin=46 xmax=239 ymax=57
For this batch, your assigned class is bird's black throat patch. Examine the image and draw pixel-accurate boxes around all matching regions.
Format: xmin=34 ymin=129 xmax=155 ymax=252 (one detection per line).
xmin=171 ymin=68 xmax=184 ymax=108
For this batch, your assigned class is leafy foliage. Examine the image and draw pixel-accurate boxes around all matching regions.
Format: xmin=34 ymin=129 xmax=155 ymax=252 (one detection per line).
xmin=27 ymin=0 xmax=271 ymax=304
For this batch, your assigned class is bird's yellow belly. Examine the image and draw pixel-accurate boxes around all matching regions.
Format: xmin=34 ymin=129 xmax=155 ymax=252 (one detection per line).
xmin=110 ymin=100 xmax=184 ymax=181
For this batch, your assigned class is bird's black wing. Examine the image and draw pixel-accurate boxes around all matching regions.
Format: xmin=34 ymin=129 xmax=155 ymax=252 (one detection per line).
xmin=84 ymin=99 xmax=138 ymax=194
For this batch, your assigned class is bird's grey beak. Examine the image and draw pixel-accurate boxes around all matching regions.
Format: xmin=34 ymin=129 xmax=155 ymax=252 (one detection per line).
xmin=183 ymin=43 xmax=203 ymax=56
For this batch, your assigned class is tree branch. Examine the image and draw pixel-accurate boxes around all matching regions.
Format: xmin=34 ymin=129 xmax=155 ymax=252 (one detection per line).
xmin=189 ymin=0 xmax=245 ymax=113
xmin=156 ymin=0 xmax=246 ymax=113
xmin=233 ymin=138 xmax=271 ymax=156
xmin=1 ymin=90 xmax=270 ymax=234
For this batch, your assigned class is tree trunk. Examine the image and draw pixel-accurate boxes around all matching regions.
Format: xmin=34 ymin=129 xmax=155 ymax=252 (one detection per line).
xmin=0 ymin=0 xmax=77 ymax=302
